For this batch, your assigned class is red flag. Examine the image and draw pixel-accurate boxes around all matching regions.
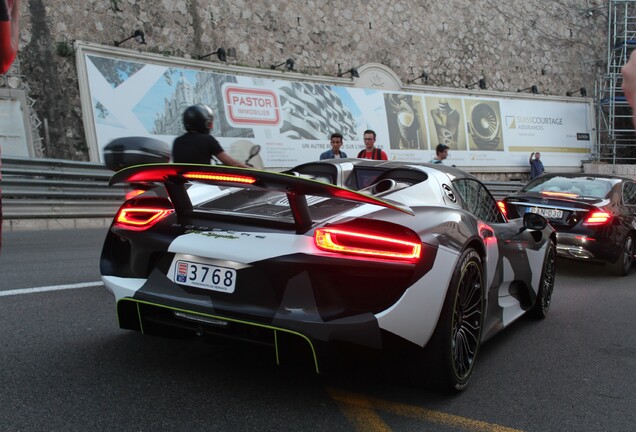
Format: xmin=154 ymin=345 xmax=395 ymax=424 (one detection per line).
xmin=1 ymin=0 xmax=19 ymax=74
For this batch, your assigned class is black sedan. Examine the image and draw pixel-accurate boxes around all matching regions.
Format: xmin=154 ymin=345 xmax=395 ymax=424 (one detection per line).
xmin=500 ymin=173 xmax=636 ymax=275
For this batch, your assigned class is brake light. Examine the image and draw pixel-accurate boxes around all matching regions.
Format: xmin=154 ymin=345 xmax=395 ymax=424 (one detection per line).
xmin=115 ymin=207 xmax=174 ymax=230
xmin=314 ymin=227 xmax=421 ymax=262
xmin=583 ymin=211 xmax=612 ymax=226
xmin=541 ymin=191 xmax=579 ymax=198
xmin=497 ymin=200 xmax=507 ymax=217
xmin=183 ymin=172 xmax=256 ymax=184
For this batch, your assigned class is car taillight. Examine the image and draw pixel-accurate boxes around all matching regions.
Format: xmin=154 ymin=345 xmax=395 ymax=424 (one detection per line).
xmin=125 ymin=189 xmax=146 ymax=200
xmin=497 ymin=200 xmax=507 ymax=218
xmin=183 ymin=172 xmax=256 ymax=184
xmin=115 ymin=207 xmax=174 ymax=231
xmin=314 ymin=226 xmax=421 ymax=262
xmin=583 ymin=211 xmax=612 ymax=226
xmin=541 ymin=191 xmax=579 ymax=199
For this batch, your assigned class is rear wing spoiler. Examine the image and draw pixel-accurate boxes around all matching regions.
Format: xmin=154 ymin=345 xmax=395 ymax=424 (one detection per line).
xmin=110 ymin=164 xmax=414 ymax=232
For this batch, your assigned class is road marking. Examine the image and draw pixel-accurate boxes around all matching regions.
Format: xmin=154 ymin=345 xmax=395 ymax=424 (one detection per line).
xmin=327 ymin=387 xmax=392 ymax=432
xmin=0 ymin=281 xmax=103 ymax=297
xmin=327 ymin=387 xmax=524 ymax=432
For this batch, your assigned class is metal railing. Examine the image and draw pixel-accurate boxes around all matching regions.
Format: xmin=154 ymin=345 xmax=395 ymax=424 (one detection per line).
xmin=483 ymin=181 xmax=525 ymax=200
xmin=1 ymin=156 xmax=126 ymax=219
xmin=1 ymin=157 xmax=523 ymax=220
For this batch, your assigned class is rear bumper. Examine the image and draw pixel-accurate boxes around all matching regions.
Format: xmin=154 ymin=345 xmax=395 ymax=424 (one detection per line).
xmin=101 ymin=234 xmax=442 ymax=371
xmin=116 ymin=295 xmax=394 ymax=373
xmin=555 ymin=232 xmax=612 ymax=262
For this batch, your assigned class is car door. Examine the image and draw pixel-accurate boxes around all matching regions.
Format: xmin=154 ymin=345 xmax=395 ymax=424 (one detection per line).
xmin=453 ymin=178 xmax=544 ymax=329
xmin=452 ymin=178 xmax=512 ymax=287
xmin=621 ymin=181 xmax=636 ymax=230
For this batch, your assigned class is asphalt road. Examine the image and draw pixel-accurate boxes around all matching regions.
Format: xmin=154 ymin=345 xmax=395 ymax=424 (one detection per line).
xmin=1 ymin=228 xmax=635 ymax=431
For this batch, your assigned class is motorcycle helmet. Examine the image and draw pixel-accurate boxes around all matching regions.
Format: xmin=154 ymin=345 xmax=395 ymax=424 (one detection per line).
xmin=183 ymin=104 xmax=214 ymax=134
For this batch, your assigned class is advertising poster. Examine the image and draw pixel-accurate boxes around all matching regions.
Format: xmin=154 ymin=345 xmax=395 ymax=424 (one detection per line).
xmin=78 ymin=48 xmax=594 ymax=169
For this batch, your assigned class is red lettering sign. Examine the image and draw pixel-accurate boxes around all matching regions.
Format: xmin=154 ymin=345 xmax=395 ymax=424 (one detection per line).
xmin=223 ymin=85 xmax=281 ymax=127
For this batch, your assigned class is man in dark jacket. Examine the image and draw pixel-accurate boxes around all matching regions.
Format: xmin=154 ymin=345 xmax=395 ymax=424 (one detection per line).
xmin=320 ymin=133 xmax=348 ymax=159
xmin=529 ymin=152 xmax=545 ymax=179
xmin=172 ymin=104 xmax=249 ymax=167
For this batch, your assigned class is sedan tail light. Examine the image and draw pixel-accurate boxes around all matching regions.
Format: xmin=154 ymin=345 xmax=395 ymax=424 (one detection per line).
xmin=314 ymin=222 xmax=421 ymax=262
xmin=541 ymin=191 xmax=580 ymax=199
xmin=115 ymin=198 xmax=174 ymax=230
xmin=583 ymin=210 xmax=612 ymax=226
xmin=497 ymin=200 xmax=507 ymax=218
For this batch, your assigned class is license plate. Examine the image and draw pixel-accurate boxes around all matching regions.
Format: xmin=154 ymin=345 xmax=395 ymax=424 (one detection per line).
xmin=528 ymin=207 xmax=563 ymax=219
xmin=173 ymin=260 xmax=237 ymax=293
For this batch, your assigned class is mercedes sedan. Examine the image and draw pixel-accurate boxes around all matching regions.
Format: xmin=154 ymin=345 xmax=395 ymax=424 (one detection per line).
xmin=500 ymin=173 xmax=636 ymax=276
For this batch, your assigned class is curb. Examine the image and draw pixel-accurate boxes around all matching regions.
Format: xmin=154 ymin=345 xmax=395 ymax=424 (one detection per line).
xmin=2 ymin=218 xmax=112 ymax=232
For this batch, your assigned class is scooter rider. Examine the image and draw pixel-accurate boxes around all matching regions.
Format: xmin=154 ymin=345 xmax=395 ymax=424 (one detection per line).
xmin=172 ymin=104 xmax=249 ymax=167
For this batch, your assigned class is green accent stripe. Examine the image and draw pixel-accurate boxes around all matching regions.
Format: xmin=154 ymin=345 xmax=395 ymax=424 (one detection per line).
xmin=274 ymin=330 xmax=280 ymax=366
xmin=117 ymin=298 xmax=320 ymax=373
xmin=136 ymin=302 xmax=145 ymax=334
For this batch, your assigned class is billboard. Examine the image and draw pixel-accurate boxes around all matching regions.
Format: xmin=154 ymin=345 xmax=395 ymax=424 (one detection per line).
xmin=76 ymin=44 xmax=594 ymax=169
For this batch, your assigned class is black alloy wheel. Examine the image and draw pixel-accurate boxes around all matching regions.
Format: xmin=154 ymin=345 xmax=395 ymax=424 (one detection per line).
xmin=610 ymin=234 xmax=634 ymax=277
xmin=530 ymin=240 xmax=556 ymax=319
xmin=450 ymin=250 xmax=484 ymax=383
xmin=415 ymin=248 xmax=484 ymax=393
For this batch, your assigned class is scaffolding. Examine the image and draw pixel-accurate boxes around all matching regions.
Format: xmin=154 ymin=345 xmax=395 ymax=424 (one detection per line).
xmin=596 ymin=0 xmax=636 ymax=164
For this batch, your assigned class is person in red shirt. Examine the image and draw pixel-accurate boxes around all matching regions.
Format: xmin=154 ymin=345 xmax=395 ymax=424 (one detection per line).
xmin=1 ymin=0 xmax=19 ymax=74
xmin=357 ymin=129 xmax=388 ymax=160
xmin=1 ymin=0 xmax=20 ymax=253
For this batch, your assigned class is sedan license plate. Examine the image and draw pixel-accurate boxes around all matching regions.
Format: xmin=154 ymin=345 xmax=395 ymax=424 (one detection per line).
xmin=528 ymin=207 xmax=563 ymax=219
xmin=174 ymin=260 xmax=237 ymax=293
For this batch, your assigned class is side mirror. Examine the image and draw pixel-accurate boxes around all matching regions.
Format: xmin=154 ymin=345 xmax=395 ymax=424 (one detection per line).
xmin=245 ymin=144 xmax=261 ymax=167
xmin=523 ymin=212 xmax=548 ymax=231
xmin=248 ymin=144 xmax=261 ymax=159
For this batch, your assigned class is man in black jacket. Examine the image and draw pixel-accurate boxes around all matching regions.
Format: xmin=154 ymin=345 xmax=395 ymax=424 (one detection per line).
xmin=172 ymin=104 xmax=249 ymax=167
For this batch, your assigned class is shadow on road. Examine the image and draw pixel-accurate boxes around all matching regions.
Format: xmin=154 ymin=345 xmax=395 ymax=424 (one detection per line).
xmin=555 ymin=257 xmax=615 ymax=279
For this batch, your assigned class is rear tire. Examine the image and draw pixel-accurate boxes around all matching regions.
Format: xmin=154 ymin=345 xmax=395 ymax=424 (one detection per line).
xmin=530 ymin=240 xmax=556 ymax=319
xmin=609 ymin=234 xmax=634 ymax=277
xmin=417 ymin=249 xmax=484 ymax=393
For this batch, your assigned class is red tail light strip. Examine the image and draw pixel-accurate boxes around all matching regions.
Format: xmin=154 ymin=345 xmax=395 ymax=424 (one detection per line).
xmin=583 ymin=211 xmax=612 ymax=226
xmin=497 ymin=200 xmax=507 ymax=218
xmin=183 ymin=173 xmax=256 ymax=184
xmin=115 ymin=208 xmax=174 ymax=230
xmin=541 ymin=191 xmax=579 ymax=198
xmin=314 ymin=227 xmax=422 ymax=262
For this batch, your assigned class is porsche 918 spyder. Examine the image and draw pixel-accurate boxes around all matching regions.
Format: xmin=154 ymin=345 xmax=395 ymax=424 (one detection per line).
xmin=500 ymin=173 xmax=636 ymax=276
xmin=101 ymin=159 xmax=556 ymax=392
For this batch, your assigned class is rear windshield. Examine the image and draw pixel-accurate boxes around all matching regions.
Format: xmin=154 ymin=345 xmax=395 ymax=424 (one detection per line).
xmin=523 ymin=176 xmax=613 ymax=199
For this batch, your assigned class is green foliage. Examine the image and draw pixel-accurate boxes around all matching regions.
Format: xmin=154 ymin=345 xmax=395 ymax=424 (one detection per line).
xmin=56 ymin=42 xmax=74 ymax=58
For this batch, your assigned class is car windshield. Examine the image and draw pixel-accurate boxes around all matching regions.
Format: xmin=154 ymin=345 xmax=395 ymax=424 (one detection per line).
xmin=523 ymin=176 xmax=613 ymax=199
